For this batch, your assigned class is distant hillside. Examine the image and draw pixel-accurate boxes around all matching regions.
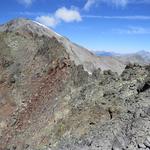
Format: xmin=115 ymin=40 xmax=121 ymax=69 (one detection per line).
xmin=94 ymin=50 xmax=150 ymax=65
xmin=94 ymin=51 xmax=119 ymax=56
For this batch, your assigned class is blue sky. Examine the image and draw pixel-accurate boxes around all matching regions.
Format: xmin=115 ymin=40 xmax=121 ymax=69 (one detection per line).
xmin=0 ymin=0 xmax=150 ymax=53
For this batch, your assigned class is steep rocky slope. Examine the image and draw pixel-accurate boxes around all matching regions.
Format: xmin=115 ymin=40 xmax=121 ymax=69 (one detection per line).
xmin=0 ymin=18 xmax=150 ymax=150
xmin=0 ymin=18 xmax=125 ymax=74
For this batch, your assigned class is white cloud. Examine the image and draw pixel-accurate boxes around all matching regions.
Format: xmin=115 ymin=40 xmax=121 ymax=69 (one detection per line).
xmin=83 ymin=0 xmax=150 ymax=10
xmin=82 ymin=15 xmax=150 ymax=20
xmin=18 ymin=0 xmax=34 ymax=6
xmin=35 ymin=7 xmax=82 ymax=27
xmin=36 ymin=16 xmax=59 ymax=27
xmin=84 ymin=0 xmax=129 ymax=10
xmin=99 ymin=0 xmax=129 ymax=7
xmin=113 ymin=26 xmax=150 ymax=34
xmin=55 ymin=7 xmax=82 ymax=22
xmin=84 ymin=0 xmax=97 ymax=11
xmin=110 ymin=0 xmax=129 ymax=7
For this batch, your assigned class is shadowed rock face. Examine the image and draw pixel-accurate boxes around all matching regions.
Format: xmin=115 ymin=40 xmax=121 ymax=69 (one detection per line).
xmin=0 ymin=19 xmax=150 ymax=150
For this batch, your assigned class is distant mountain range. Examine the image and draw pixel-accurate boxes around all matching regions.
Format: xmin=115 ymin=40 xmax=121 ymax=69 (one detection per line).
xmin=94 ymin=50 xmax=150 ymax=65
xmin=94 ymin=51 xmax=120 ymax=57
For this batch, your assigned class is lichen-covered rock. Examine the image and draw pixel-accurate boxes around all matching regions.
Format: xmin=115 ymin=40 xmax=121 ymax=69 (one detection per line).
xmin=0 ymin=18 xmax=149 ymax=150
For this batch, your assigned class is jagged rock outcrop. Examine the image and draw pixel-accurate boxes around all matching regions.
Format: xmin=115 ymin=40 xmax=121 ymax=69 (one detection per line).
xmin=0 ymin=19 xmax=150 ymax=150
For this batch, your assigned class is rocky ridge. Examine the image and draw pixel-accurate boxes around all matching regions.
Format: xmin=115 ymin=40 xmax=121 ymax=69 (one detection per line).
xmin=0 ymin=18 xmax=125 ymax=74
xmin=0 ymin=18 xmax=149 ymax=150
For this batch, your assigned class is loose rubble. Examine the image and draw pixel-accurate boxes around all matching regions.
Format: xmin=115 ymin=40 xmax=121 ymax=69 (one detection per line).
xmin=0 ymin=18 xmax=150 ymax=150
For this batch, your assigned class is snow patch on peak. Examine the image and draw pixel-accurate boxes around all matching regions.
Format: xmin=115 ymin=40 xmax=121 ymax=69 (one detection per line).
xmin=33 ymin=21 xmax=50 ymax=30
xmin=33 ymin=21 xmax=62 ymax=37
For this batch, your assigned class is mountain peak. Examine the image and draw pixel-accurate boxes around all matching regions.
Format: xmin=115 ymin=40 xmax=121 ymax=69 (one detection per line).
xmin=0 ymin=18 xmax=62 ymax=38
xmin=0 ymin=18 xmax=126 ymax=74
xmin=137 ymin=50 xmax=150 ymax=54
xmin=0 ymin=18 xmax=150 ymax=150
xmin=1 ymin=18 xmax=29 ymax=25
